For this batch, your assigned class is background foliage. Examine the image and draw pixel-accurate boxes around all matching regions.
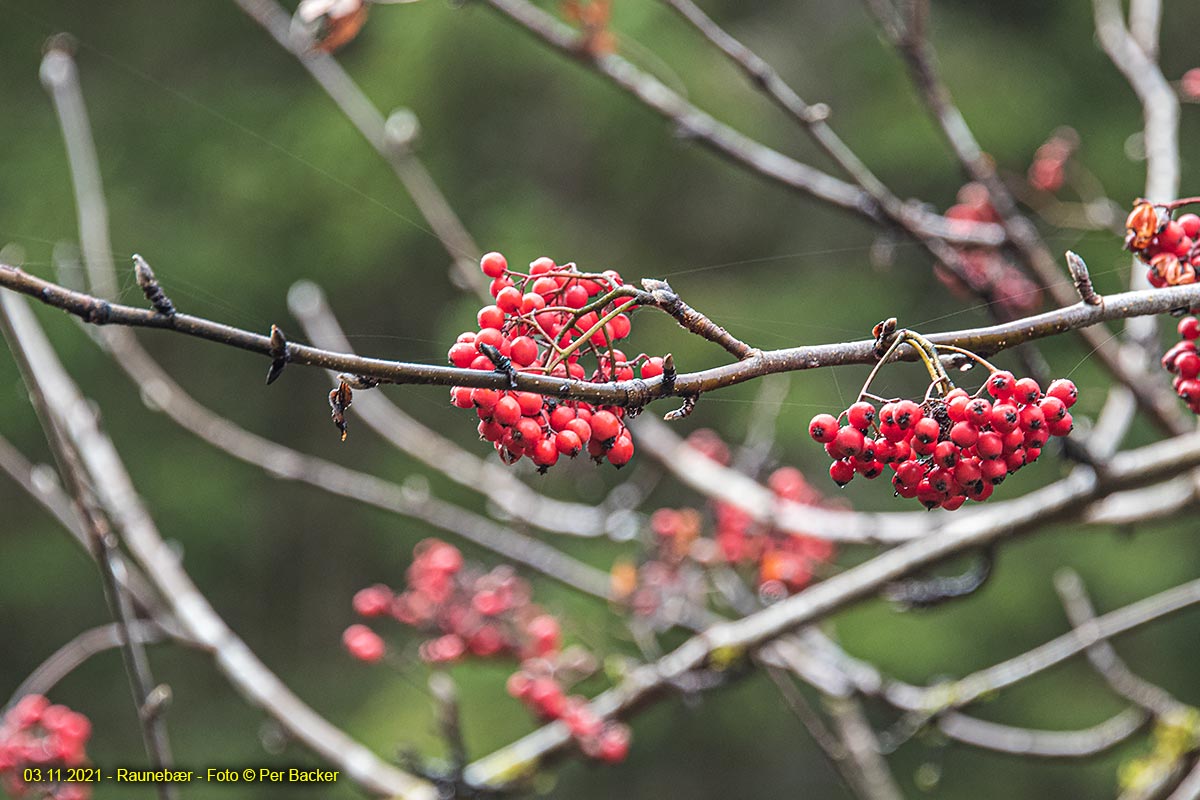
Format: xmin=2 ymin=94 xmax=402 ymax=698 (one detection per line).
xmin=2 ymin=1 xmax=1200 ymax=797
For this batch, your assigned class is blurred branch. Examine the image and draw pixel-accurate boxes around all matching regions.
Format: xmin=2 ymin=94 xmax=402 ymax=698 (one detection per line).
xmin=823 ymin=695 xmax=905 ymax=800
xmin=938 ymin=707 xmax=1147 ymax=759
xmin=6 ymin=621 xmax=178 ymax=712
xmin=232 ymin=0 xmax=484 ymax=295
xmin=6 ymin=257 xmax=1200 ymax=408
xmin=1054 ymin=569 xmax=1189 ymax=719
xmin=1 ymin=279 xmax=177 ymax=791
xmin=462 ymin=489 xmax=1200 ymax=788
xmin=0 ymin=290 xmax=436 ymax=800
xmin=475 ymin=0 xmax=1005 ymax=247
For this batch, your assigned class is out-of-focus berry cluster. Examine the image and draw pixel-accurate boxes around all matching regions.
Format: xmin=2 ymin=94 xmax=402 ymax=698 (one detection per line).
xmin=343 ymin=539 xmax=630 ymax=763
xmin=940 ymin=184 xmax=1042 ymax=317
xmin=613 ymin=430 xmax=838 ymax=617
xmin=0 ymin=695 xmax=92 ymax=800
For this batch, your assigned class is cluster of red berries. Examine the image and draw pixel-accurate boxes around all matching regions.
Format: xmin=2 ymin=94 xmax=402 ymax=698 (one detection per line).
xmin=941 ymin=184 xmax=1042 ymax=317
xmin=809 ymin=374 xmax=1078 ymax=510
xmin=1125 ymin=202 xmax=1200 ymax=287
xmin=342 ymin=539 xmax=630 ymax=764
xmin=0 ymin=695 xmax=92 ymax=800
xmin=1161 ymin=315 xmax=1200 ymax=413
xmin=614 ymin=429 xmax=837 ymax=615
xmin=1026 ymin=128 xmax=1078 ymax=194
xmin=449 ymin=252 xmax=660 ymax=471
xmin=343 ymin=539 xmax=558 ymax=664
xmin=505 ymin=663 xmax=631 ymax=764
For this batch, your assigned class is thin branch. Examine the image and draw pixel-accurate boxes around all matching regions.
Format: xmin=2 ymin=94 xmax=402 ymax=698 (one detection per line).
xmin=6 ymin=259 xmax=1200 ymax=409
xmin=1054 ymin=568 xmax=1187 ymax=719
xmin=232 ymin=0 xmax=484 ymax=295
xmin=0 ymin=291 xmax=436 ymax=800
xmin=475 ymin=0 xmax=1005 ymax=247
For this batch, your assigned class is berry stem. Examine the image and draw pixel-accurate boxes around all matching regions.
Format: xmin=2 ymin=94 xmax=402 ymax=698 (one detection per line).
xmin=932 ymin=344 xmax=1000 ymax=375
xmin=544 ymin=298 xmax=638 ymax=375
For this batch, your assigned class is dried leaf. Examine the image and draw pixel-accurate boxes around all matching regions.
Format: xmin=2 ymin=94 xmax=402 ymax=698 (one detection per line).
xmin=329 ymin=380 xmax=353 ymax=441
xmin=295 ymin=0 xmax=369 ymax=54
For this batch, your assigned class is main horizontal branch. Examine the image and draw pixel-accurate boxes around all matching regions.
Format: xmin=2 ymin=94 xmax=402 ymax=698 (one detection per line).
xmin=3 ymin=260 xmax=1199 ymax=407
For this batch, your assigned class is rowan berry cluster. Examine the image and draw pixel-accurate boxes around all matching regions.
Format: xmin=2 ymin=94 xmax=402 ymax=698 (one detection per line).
xmin=810 ymin=365 xmax=1077 ymax=510
xmin=940 ymin=184 xmax=1042 ymax=317
xmin=450 ymin=252 xmax=660 ymax=471
xmin=1161 ymin=315 xmax=1200 ymax=413
xmin=613 ymin=429 xmax=837 ymax=618
xmin=0 ymin=695 xmax=92 ymax=800
xmin=1124 ymin=201 xmax=1200 ymax=286
xmin=342 ymin=539 xmax=630 ymax=763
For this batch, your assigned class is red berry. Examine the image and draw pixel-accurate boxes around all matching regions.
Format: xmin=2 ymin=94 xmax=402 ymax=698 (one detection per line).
xmin=829 ymin=460 xmax=855 ymax=486
xmin=448 ymin=342 xmax=476 ymax=368
xmin=641 ymin=357 xmax=664 ymax=379
xmin=834 ymin=426 xmax=866 ymax=458
xmin=556 ymin=429 xmax=583 ymax=456
xmin=985 ymin=370 xmax=1015 ymax=399
xmin=847 ymin=401 xmax=877 ymax=431
xmin=589 ymin=410 xmax=620 ymax=442
xmin=353 ymin=585 xmax=392 ymax=617
xmin=494 ymin=396 xmax=521 ymax=426
xmin=343 ymin=625 xmax=386 ymax=663
xmin=809 ymin=414 xmax=839 ymax=444
xmin=496 ymin=286 xmax=523 ymax=313
xmin=912 ymin=417 xmax=941 ymax=446
xmin=1180 ymin=214 xmax=1200 ymax=239
xmin=1046 ymin=378 xmax=1078 ymax=407
xmin=510 ymin=336 xmax=539 ymax=367
xmin=477 ymin=304 xmax=506 ymax=330
xmin=596 ymin=723 xmax=631 ymax=763
xmin=1012 ymin=377 xmax=1042 ymax=404
xmin=949 ymin=421 xmax=979 ymax=448
xmin=480 ymin=251 xmax=508 ymax=278
xmin=607 ymin=434 xmax=635 ymax=467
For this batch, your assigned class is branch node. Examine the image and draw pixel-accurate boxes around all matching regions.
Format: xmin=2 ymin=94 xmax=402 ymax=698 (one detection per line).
xmin=132 ymin=255 xmax=176 ymax=317
xmin=139 ymin=683 xmax=173 ymax=722
xmin=661 ymin=353 xmax=677 ymax=394
xmin=265 ymin=324 xmax=289 ymax=385
xmin=1066 ymin=251 xmax=1102 ymax=306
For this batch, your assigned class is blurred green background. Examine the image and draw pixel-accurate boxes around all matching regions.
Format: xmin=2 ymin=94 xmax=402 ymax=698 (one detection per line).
xmin=3 ymin=1 xmax=1200 ymax=797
